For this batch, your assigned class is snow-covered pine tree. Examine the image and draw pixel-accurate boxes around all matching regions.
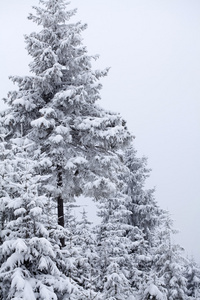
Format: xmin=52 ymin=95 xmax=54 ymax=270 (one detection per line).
xmin=125 ymin=220 xmax=149 ymax=295
xmin=61 ymin=203 xmax=98 ymax=298
xmin=141 ymin=280 xmax=167 ymax=300
xmin=122 ymin=145 xmax=164 ymax=291
xmin=184 ymin=257 xmax=200 ymax=299
xmin=61 ymin=204 xmax=80 ymax=285
xmin=152 ymin=213 xmax=188 ymax=300
xmin=1 ymin=0 xmax=132 ymax=247
xmin=184 ymin=259 xmax=200 ymax=299
xmin=95 ymin=193 xmax=133 ymax=299
xmin=123 ymin=145 xmax=162 ymax=242
xmin=74 ymin=209 xmax=100 ymax=299
xmin=0 ymin=139 xmax=14 ymax=246
xmin=0 ymin=138 xmax=81 ymax=299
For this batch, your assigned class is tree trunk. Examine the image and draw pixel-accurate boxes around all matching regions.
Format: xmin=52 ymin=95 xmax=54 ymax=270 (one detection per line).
xmin=57 ymin=165 xmax=65 ymax=247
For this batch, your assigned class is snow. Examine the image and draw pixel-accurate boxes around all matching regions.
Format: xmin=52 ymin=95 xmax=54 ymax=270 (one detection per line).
xmin=145 ymin=284 xmax=166 ymax=300
xmin=55 ymin=125 xmax=70 ymax=135
xmin=13 ymin=239 xmax=28 ymax=253
xmin=4 ymin=114 xmax=15 ymax=125
xmin=49 ymin=134 xmax=63 ymax=144
xmin=30 ymin=207 xmax=42 ymax=216
xmin=76 ymin=117 xmax=104 ymax=130
xmin=38 ymin=157 xmax=52 ymax=168
xmin=137 ymin=255 xmax=152 ymax=262
xmin=39 ymin=107 xmax=56 ymax=117
xmin=85 ymin=177 xmax=116 ymax=193
xmin=127 ymin=296 xmax=136 ymax=300
xmin=6 ymin=252 xmax=25 ymax=270
xmin=56 ymin=89 xmax=74 ymax=99
xmin=23 ymin=281 xmax=36 ymax=300
xmin=14 ymin=207 xmax=27 ymax=216
xmin=11 ymin=268 xmax=25 ymax=290
xmin=13 ymin=98 xmax=25 ymax=106
xmin=39 ymin=283 xmax=57 ymax=300
xmin=71 ymin=156 xmax=88 ymax=165
xmin=65 ymin=156 xmax=88 ymax=169
xmin=12 ymin=98 xmax=35 ymax=111
xmin=31 ymin=117 xmax=55 ymax=128
xmin=38 ymin=257 xmax=48 ymax=271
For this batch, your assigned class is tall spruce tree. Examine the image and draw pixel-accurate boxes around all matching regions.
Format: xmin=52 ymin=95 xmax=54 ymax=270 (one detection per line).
xmin=1 ymin=0 xmax=131 ymax=247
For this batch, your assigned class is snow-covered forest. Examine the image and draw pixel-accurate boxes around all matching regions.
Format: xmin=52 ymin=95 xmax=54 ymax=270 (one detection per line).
xmin=0 ymin=0 xmax=199 ymax=299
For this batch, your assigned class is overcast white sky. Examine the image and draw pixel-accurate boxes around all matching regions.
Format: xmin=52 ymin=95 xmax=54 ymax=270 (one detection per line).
xmin=0 ymin=0 xmax=200 ymax=262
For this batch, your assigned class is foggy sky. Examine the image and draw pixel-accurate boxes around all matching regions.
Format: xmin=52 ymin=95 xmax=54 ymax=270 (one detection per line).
xmin=0 ymin=0 xmax=200 ymax=262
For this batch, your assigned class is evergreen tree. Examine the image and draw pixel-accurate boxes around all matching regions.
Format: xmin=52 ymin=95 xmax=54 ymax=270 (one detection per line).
xmin=184 ymin=257 xmax=200 ymax=299
xmin=75 ymin=209 xmax=100 ymax=299
xmin=123 ymin=145 xmax=162 ymax=242
xmin=76 ymin=210 xmax=98 ymax=291
xmin=0 ymin=138 xmax=14 ymax=245
xmin=141 ymin=281 xmax=167 ymax=300
xmin=61 ymin=204 xmax=80 ymax=285
xmin=0 ymin=139 xmax=80 ymax=299
xmin=122 ymin=145 xmax=163 ymax=292
xmin=1 ymin=0 xmax=131 ymax=247
xmin=95 ymin=194 xmax=133 ymax=299
xmin=152 ymin=214 xmax=188 ymax=300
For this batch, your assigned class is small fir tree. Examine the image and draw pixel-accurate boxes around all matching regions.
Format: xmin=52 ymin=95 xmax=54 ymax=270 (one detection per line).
xmin=75 ymin=209 xmax=100 ymax=299
xmin=123 ymin=145 xmax=162 ymax=242
xmin=184 ymin=257 xmax=200 ymax=299
xmin=76 ymin=210 xmax=98 ymax=290
xmin=152 ymin=214 xmax=188 ymax=300
xmin=95 ymin=194 xmax=133 ymax=299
